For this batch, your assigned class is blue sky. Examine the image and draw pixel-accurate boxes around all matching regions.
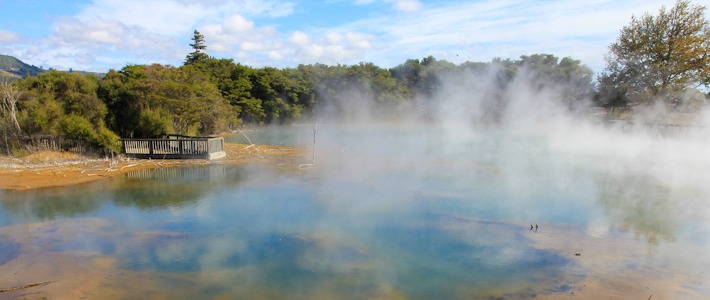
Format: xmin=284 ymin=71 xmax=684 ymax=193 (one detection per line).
xmin=0 ymin=0 xmax=690 ymax=73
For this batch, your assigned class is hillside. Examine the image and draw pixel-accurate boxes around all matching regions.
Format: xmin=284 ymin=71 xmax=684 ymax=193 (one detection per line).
xmin=0 ymin=54 xmax=44 ymax=81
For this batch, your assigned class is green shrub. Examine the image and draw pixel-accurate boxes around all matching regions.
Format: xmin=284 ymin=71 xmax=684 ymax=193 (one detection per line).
xmin=136 ymin=109 xmax=172 ymax=138
xmin=97 ymin=125 xmax=121 ymax=153
xmin=58 ymin=115 xmax=98 ymax=142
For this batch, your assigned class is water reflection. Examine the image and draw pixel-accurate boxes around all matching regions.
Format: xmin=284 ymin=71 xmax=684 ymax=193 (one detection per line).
xmin=0 ymin=184 xmax=108 ymax=222
xmin=113 ymin=165 xmax=232 ymax=209
xmin=1 ymin=125 xmax=709 ymax=299
xmin=0 ymin=237 xmax=20 ymax=265
xmin=597 ymin=174 xmax=678 ymax=245
xmin=0 ymin=166 xmax=241 ymax=222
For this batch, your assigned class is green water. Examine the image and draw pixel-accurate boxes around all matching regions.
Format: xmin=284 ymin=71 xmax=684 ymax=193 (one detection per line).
xmin=1 ymin=124 xmax=709 ymax=299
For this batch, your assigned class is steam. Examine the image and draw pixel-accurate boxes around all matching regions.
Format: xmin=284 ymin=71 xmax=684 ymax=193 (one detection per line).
xmin=3 ymin=63 xmax=708 ymax=298
xmin=301 ymin=62 xmax=710 ymax=234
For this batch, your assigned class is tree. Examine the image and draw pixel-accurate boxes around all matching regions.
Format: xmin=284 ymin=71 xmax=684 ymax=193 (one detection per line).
xmin=1 ymin=81 xmax=22 ymax=133
xmin=185 ymin=30 xmax=209 ymax=65
xmin=1 ymin=81 xmax=22 ymax=154
xmin=599 ymin=0 xmax=710 ymax=106
xmin=518 ymin=54 xmax=594 ymax=108
xmin=99 ymin=64 xmax=236 ymax=137
xmin=6 ymin=71 xmax=121 ymax=153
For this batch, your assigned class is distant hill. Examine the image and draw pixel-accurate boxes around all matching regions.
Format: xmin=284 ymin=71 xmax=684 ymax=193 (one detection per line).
xmin=0 ymin=54 xmax=105 ymax=81
xmin=0 ymin=54 xmax=44 ymax=81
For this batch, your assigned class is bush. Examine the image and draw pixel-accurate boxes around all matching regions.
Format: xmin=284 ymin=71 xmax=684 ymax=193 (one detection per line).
xmin=97 ymin=125 xmax=121 ymax=153
xmin=57 ymin=114 xmax=121 ymax=153
xmin=136 ymin=109 xmax=173 ymax=138
xmin=58 ymin=114 xmax=98 ymax=142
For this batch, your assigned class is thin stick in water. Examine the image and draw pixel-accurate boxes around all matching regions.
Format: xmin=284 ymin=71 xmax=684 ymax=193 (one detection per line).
xmin=312 ymin=121 xmax=317 ymax=164
xmin=0 ymin=281 xmax=54 ymax=293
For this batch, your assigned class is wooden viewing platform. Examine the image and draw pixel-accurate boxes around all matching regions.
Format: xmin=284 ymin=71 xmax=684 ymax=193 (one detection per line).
xmin=121 ymin=135 xmax=226 ymax=160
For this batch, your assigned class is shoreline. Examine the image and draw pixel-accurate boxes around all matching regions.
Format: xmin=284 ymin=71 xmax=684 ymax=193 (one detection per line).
xmin=0 ymin=143 xmax=306 ymax=191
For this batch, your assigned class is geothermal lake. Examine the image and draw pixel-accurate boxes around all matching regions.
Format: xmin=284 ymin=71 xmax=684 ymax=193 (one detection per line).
xmin=1 ymin=123 xmax=709 ymax=299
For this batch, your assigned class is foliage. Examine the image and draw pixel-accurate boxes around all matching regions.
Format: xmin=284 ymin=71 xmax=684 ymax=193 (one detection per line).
xmin=57 ymin=114 xmax=98 ymax=143
xmin=136 ymin=109 xmax=172 ymax=138
xmin=13 ymin=71 xmax=119 ymax=152
xmin=517 ymin=54 xmax=595 ymax=108
xmin=599 ymin=0 xmax=710 ymax=107
xmin=98 ymin=64 xmax=236 ymax=137
xmin=191 ymin=58 xmax=315 ymax=124
xmin=391 ymin=56 xmax=456 ymax=99
xmin=185 ymin=30 xmax=210 ymax=65
xmin=298 ymin=62 xmax=406 ymax=120
xmin=96 ymin=126 xmax=121 ymax=153
xmin=97 ymin=68 xmax=144 ymax=137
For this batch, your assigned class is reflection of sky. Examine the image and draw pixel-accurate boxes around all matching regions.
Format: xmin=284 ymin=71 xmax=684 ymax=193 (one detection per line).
xmin=1 ymin=125 xmax=710 ymax=298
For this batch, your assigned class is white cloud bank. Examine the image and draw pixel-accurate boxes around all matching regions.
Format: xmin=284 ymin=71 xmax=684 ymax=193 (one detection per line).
xmin=0 ymin=0 xmax=681 ymax=72
xmin=0 ymin=31 xmax=21 ymax=43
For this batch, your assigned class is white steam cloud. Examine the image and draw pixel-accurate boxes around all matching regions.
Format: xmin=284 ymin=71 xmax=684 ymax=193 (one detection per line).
xmin=301 ymin=63 xmax=710 ymax=233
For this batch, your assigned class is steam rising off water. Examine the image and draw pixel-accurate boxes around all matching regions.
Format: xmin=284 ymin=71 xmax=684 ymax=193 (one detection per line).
xmin=2 ymin=67 xmax=710 ymax=298
xmin=1 ymin=119 xmax=707 ymax=298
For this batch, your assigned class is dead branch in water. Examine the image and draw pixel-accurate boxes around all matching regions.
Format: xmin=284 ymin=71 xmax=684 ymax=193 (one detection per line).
xmin=0 ymin=281 xmax=54 ymax=293
xmin=237 ymin=129 xmax=257 ymax=149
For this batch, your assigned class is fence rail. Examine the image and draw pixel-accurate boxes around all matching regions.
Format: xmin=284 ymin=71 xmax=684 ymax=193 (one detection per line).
xmin=121 ymin=136 xmax=226 ymax=160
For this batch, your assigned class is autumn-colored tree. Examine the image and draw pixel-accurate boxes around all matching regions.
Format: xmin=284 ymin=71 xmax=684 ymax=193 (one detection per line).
xmin=599 ymin=0 xmax=710 ymax=106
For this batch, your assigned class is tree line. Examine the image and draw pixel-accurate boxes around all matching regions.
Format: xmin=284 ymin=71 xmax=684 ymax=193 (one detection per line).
xmin=0 ymin=0 xmax=707 ymax=155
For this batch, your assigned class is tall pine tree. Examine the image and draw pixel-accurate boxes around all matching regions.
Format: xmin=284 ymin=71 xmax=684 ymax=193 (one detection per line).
xmin=185 ymin=30 xmax=209 ymax=65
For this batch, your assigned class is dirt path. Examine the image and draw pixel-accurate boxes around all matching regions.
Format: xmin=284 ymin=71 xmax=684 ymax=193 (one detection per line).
xmin=0 ymin=143 xmax=306 ymax=190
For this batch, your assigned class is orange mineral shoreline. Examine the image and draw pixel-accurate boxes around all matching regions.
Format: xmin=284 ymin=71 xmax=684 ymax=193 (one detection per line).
xmin=0 ymin=143 xmax=306 ymax=190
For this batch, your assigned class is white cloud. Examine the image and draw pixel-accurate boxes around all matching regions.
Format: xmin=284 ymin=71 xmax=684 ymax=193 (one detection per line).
xmin=352 ymin=0 xmax=377 ymax=5
xmin=74 ymin=0 xmax=295 ymax=34
xmin=325 ymin=32 xmax=344 ymax=44
xmin=331 ymin=0 xmax=677 ymax=71
xmin=52 ymin=18 xmax=125 ymax=46
xmin=222 ymin=15 xmax=255 ymax=33
xmin=51 ymin=17 xmax=179 ymax=53
xmin=76 ymin=0 xmax=209 ymax=36
xmin=2 ymin=0 xmax=683 ymax=72
xmin=346 ymin=32 xmax=372 ymax=49
xmin=199 ymin=15 xmax=278 ymax=55
xmin=350 ymin=0 xmax=421 ymax=12
xmin=0 ymin=30 xmax=20 ymax=42
xmin=241 ymin=41 xmax=270 ymax=51
xmin=23 ymin=0 xmax=290 ymax=70
xmin=268 ymin=50 xmax=284 ymax=60
xmin=282 ymin=30 xmax=374 ymax=64
xmin=387 ymin=0 xmax=422 ymax=12
xmin=290 ymin=31 xmax=311 ymax=45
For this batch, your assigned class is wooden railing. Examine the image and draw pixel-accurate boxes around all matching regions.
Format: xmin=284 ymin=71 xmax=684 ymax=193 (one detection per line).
xmin=120 ymin=136 xmax=226 ymax=160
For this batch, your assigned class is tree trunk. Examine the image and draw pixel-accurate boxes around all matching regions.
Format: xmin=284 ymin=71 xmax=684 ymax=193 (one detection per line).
xmin=1 ymin=82 xmax=22 ymax=134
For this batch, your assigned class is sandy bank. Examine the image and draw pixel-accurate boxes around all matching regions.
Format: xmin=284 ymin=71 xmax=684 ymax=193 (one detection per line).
xmin=0 ymin=143 xmax=306 ymax=190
